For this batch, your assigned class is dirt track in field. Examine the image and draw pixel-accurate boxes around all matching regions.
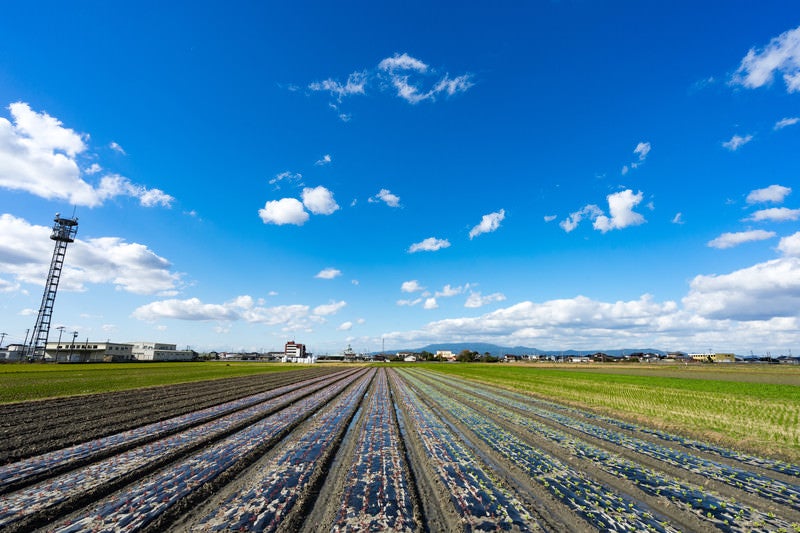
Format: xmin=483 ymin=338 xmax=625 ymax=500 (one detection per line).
xmin=0 ymin=366 xmax=798 ymax=532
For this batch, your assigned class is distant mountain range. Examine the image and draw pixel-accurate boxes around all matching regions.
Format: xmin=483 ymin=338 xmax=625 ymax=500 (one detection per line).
xmin=393 ymin=342 xmax=668 ymax=357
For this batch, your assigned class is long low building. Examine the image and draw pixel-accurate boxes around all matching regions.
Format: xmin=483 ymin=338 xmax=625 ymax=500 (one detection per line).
xmin=43 ymin=341 xmax=194 ymax=362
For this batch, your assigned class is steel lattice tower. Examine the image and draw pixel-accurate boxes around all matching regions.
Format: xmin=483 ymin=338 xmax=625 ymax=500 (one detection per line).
xmin=28 ymin=213 xmax=78 ymax=359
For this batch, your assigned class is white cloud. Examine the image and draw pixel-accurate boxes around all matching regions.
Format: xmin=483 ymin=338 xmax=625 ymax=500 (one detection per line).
xmin=0 ymin=277 xmax=20 ymax=292
xmin=379 ymin=53 xmax=429 ymax=73
xmin=315 ymin=154 xmax=332 ymax=166
xmin=109 ymin=141 xmax=126 ymax=155
xmin=745 ymin=207 xmax=800 ymax=222
xmin=621 ymin=165 xmax=629 ymax=176
xmin=302 ymin=186 xmax=339 ymax=215
xmin=308 ymin=71 xmax=368 ymax=100
xmin=707 ymin=229 xmax=776 ymax=249
xmin=258 ymin=198 xmax=309 ymax=225
xmin=315 ymin=268 xmax=342 ymax=279
xmin=684 ymin=257 xmax=800 ymax=320
xmin=338 ymin=321 xmax=353 ymax=331
xmin=269 ymin=171 xmax=303 ymax=188
xmin=423 ymin=297 xmax=438 ymax=310
xmin=560 ymin=204 xmax=603 ymax=233
xmin=746 ymin=184 xmax=791 ymax=204
xmin=722 ymin=134 xmax=753 ymax=151
xmin=593 ymin=189 xmax=646 ymax=233
xmin=408 ymin=237 xmax=451 ymax=253
xmin=133 ymin=295 xmax=318 ymax=331
xmin=397 ymin=298 xmax=422 ymax=307
xmin=313 ymin=300 xmax=346 ymax=316
xmin=732 ymin=25 xmax=800 ymax=93
xmin=778 ymin=232 xmax=800 ymax=257
xmin=634 ymin=142 xmax=651 ymax=161
xmin=774 ymin=117 xmax=799 ymax=130
xmin=469 ymin=209 xmax=505 ymax=239
xmin=465 ymin=291 xmax=506 ymax=308
xmin=435 ymin=284 xmax=467 ymax=298
xmin=0 ymin=103 xmax=172 ymax=208
xmin=401 ymin=280 xmax=425 ymax=293
xmin=0 ymin=214 xmax=181 ymax=295
xmin=543 ymin=215 xmax=556 ymax=223
xmin=369 ymin=188 xmax=401 ymax=207
xmin=672 ymin=212 xmax=684 ymax=224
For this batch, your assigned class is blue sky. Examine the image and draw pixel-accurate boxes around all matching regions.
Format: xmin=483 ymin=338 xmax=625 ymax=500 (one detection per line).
xmin=1 ymin=1 xmax=799 ymax=355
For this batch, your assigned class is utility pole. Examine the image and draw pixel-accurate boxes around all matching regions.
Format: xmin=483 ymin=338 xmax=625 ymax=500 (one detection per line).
xmin=0 ymin=332 xmax=6 ymax=348
xmin=54 ymin=326 xmax=65 ymax=363
xmin=69 ymin=330 xmax=78 ymax=362
xmin=22 ymin=329 xmax=30 ymax=360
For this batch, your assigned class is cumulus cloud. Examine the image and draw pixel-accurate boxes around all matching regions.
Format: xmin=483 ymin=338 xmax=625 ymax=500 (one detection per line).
xmin=0 ymin=102 xmax=173 ymax=207
xmin=469 ymin=209 xmax=505 ymax=239
xmin=338 ymin=321 xmax=353 ymax=331
xmin=313 ymin=300 xmax=346 ymax=316
xmin=0 ymin=214 xmax=181 ymax=295
xmin=401 ymin=280 xmax=425 ymax=293
xmin=746 ymin=184 xmax=791 ymax=204
xmin=258 ymin=198 xmax=309 ymax=225
xmin=369 ymin=188 xmax=401 ymax=207
xmin=778 ymin=232 xmax=800 ymax=257
xmin=684 ymin=257 xmax=800 ymax=320
xmin=593 ymin=189 xmax=646 ymax=233
xmin=543 ymin=215 xmax=557 ymax=223
xmin=435 ymin=284 xmax=468 ymax=298
xmin=774 ymin=117 xmax=799 ymax=130
xmin=423 ymin=297 xmax=438 ymax=310
xmin=133 ymin=295 xmax=320 ymax=331
xmin=745 ymin=207 xmax=800 ymax=222
xmin=465 ymin=291 xmax=507 ymax=308
xmin=732 ymin=25 xmax=800 ymax=93
xmin=408 ymin=237 xmax=450 ymax=253
xmin=707 ymin=229 xmax=776 ymax=249
xmin=302 ymin=186 xmax=339 ymax=215
xmin=315 ymin=268 xmax=342 ymax=279
xmin=722 ymin=134 xmax=753 ymax=151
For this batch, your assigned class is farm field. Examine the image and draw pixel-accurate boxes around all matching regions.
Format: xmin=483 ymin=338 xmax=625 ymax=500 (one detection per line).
xmin=0 ymin=362 xmax=327 ymax=404
xmin=424 ymin=363 xmax=800 ymax=463
xmin=1 ymin=366 xmax=799 ymax=532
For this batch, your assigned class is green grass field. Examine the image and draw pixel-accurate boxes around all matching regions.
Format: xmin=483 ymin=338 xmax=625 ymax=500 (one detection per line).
xmin=423 ymin=363 xmax=800 ymax=462
xmin=0 ymin=362 xmax=310 ymax=404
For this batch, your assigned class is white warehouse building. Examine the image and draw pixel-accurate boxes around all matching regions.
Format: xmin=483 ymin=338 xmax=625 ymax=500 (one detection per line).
xmin=131 ymin=342 xmax=194 ymax=361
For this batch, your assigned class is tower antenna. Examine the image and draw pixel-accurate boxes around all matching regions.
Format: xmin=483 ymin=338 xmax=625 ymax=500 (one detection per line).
xmin=28 ymin=213 xmax=78 ymax=359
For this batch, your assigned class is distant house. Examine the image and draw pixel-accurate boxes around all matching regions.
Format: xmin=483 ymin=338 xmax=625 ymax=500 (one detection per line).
xmin=503 ymin=354 xmax=521 ymax=362
xmin=403 ymin=354 xmax=417 ymax=362
xmin=436 ymin=350 xmax=456 ymax=361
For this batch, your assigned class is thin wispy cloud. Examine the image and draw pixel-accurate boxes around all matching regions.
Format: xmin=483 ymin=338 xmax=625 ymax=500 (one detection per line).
xmin=315 ymin=154 xmax=332 ymax=166
xmin=707 ymin=229 xmax=776 ymax=249
xmin=722 ymin=134 xmax=753 ymax=151
xmin=308 ymin=53 xmax=474 ymax=115
xmin=774 ymin=117 xmax=799 ymax=130
xmin=315 ymin=268 xmax=342 ymax=279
